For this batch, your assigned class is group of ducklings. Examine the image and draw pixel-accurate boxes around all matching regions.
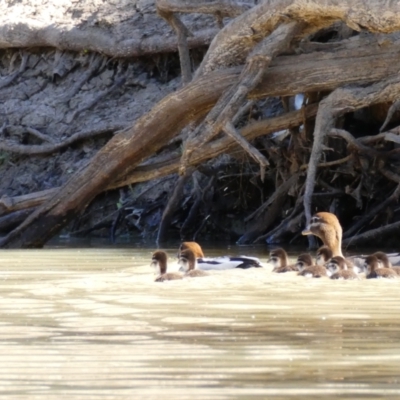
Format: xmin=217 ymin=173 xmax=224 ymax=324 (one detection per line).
xmin=151 ymin=243 xmax=208 ymax=282
xmin=151 ymin=211 xmax=400 ymax=282
xmin=269 ymin=246 xmax=400 ymax=280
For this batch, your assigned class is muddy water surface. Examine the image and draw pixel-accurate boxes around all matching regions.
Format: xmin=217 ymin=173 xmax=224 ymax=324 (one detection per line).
xmin=1 ymin=246 xmax=400 ymax=399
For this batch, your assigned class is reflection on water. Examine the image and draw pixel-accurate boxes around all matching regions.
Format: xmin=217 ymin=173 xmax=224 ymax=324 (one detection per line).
xmin=1 ymin=245 xmax=400 ymax=399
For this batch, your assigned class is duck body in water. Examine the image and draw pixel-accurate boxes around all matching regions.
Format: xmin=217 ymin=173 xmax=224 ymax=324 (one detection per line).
xmin=179 ymin=241 xmax=263 ymax=270
xmin=151 ymin=250 xmax=183 ymax=282
xmin=178 ymin=249 xmax=208 ymax=278
xmin=365 ymin=255 xmax=398 ymax=279
xmin=327 ymin=256 xmax=359 ymax=280
xmin=297 ymin=253 xmax=330 ymax=278
xmin=269 ymin=248 xmax=298 ymax=272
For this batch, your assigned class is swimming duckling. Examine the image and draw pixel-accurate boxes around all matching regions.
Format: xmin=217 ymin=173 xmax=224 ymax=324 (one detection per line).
xmin=327 ymin=256 xmax=359 ymax=280
xmin=269 ymin=248 xmax=298 ymax=272
xmin=365 ymin=255 xmax=398 ymax=279
xmin=297 ymin=261 xmax=329 ymax=278
xmin=372 ymin=251 xmax=400 ymax=275
xmin=179 ymin=241 xmax=262 ymax=270
xmin=295 ymin=253 xmax=314 ymax=272
xmin=316 ymin=245 xmax=333 ymax=266
xmin=151 ymin=250 xmax=183 ymax=282
xmin=178 ymin=248 xmax=208 ymax=278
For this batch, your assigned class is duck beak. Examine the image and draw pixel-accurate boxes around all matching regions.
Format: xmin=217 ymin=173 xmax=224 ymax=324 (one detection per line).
xmin=301 ymin=226 xmax=312 ymax=235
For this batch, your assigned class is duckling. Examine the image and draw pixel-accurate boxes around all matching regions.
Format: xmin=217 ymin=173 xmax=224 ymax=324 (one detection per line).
xmin=178 ymin=248 xmax=208 ymax=278
xmin=365 ymin=255 xmax=398 ymax=279
xmin=295 ymin=253 xmax=314 ymax=272
xmin=372 ymin=251 xmax=400 ymax=275
xmin=296 ymin=252 xmax=329 ymax=277
xmin=316 ymin=245 xmax=333 ymax=266
xmin=179 ymin=241 xmax=262 ymax=270
xmin=151 ymin=250 xmax=183 ymax=282
xmin=327 ymin=256 xmax=359 ymax=280
xmin=269 ymin=248 xmax=298 ymax=272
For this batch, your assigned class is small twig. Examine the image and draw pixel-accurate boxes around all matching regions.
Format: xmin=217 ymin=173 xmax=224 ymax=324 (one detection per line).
xmin=380 ymin=99 xmax=400 ymax=132
xmin=25 ymin=127 xmax=56 ymax=144
xmin=300 ymin=154 xmax=353 ymax=170
xmin=0 ymin=123 xmax=125 ymax=155
xmin=157 ymin=7 xmax=193 ymax=85
xmin=223 ymin=121 xmax=269 ymax=181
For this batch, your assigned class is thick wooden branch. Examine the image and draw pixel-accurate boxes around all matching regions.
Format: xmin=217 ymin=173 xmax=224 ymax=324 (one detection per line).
xmin=0 ymin=22 xmax=218 ymax=57
xmin=156 ymin=0 xmax=252 ymax=18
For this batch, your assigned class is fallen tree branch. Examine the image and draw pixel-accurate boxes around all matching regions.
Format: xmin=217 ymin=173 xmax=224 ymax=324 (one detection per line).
xmin=0 ymin=21 xmax=219 ymax=58
xmin=343 ymin=220 xmax=400 ymax=247
xmin=343 ymin=182 xmax=400 ymax=239
xmin=0 ymin=123 xmax=126 ymax=155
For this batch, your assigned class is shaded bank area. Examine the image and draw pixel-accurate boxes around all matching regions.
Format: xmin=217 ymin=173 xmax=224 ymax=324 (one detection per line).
xmin=2 ymin=0 xmax=400 ymax=248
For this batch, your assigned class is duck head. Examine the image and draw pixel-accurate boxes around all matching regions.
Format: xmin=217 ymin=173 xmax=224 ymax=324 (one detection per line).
xmin=268 ymin=248 xmax=288 ymax=269
xmin=326 ymin=256 xmax=347 ymax=274
xmin=316 ymin=245 xmax=333 ymax=266
xmin=179 ymin=241 xmax=204 ymax=258
xmin=296 ymin=253 xmax=313 ymax=271
xmin=364 ymin=254 xmax=381 ymax=273
xmin=302 ymin=212 xmax=343 ymax=257
xmin=371 ymin=251 xmax=391 ymax=268
xmin=151 ymin=250 xmax=168 ymax=275
xmin=178 ymin=248 xmax=197 ymax=272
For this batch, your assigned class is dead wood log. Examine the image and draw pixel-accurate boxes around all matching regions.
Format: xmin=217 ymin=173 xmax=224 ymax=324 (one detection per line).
xmin=343 ymin=221 xmax=400 ymax=247
xmin=3 ymin=34 xmax=400 ymax=247
xmin=343 ymin=183 xmax=400 ymax=239
xmin=0 ymin=22 xmax=219 ymax=58
xmin=0 ymin=209 xmax=35 ymax=233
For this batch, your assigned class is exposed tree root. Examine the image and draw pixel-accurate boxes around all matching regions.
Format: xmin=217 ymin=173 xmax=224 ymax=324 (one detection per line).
xmin=0 ymin=124 xmax=125 ymax=155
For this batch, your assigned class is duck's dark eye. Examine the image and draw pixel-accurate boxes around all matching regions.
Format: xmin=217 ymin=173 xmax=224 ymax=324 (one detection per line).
xmin=311 ymin=217 xmax=319 ymax=224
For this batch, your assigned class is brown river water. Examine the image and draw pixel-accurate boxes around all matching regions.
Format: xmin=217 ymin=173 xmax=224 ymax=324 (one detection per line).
xmin=1 ymin=243 xmax=400 ymax=399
